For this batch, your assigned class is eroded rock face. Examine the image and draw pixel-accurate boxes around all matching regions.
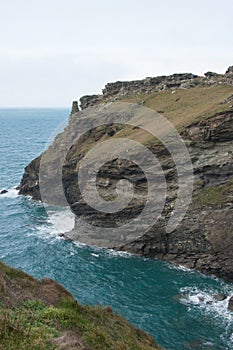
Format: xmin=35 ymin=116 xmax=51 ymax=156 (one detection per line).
xmin=18 ymin=155 xmax=41 ymax=200
xmin=18 ymin=68 xmax=233 ymax=282
xmin=120 ymin=112 xmax=233 ymax=280
xmin=70 ymin=101 xmax=79 ymax=115
xmin=18 ymin=104 xmax=233 ymax=281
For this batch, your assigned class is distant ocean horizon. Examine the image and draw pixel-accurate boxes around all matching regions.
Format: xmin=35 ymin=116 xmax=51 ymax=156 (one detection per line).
xmin=0 ymin=108 xmax=233 ymax=350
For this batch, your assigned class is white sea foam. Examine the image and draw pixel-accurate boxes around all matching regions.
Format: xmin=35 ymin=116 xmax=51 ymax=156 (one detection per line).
xmin=105 ymin=249 xmax=132 ymax=258
xmin=165 ymin=261 xmax=195 ymax=273
xmin=73 ymin=241 xmax=87 ymax=248
xmin=179 ymin=286 xmax=233 ymax=347
xmin=180 ymin=286 xmax=233 ymax=325
xmin=27 ymin=222 xmax=62 ymax=241
xmin=91 ymin=253 xmax=100 ymax=258
xmin=47 ymin=208 xmax=75 ymax=233
xmin=26 ymin=209 xmax=71 ymax=241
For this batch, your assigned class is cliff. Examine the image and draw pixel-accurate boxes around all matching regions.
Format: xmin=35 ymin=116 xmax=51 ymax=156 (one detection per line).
xmin=79 ymin=67 xmax=233 ymax=109
xmin=0 ymin=261 xmax=163 ymax=350
xmin=18 ymin=66 xmax=233 ymax=282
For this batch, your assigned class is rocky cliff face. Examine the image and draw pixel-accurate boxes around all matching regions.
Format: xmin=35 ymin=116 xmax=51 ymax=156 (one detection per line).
xmin=121 ymin=111 xmax=233 ymax=281
xmin=18 ymin=66 xmax=233 ymax=282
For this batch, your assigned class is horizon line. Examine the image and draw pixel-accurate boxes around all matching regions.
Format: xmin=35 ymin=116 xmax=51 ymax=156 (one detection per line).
xmin=0 ymin=106 xmax=70 ymax=109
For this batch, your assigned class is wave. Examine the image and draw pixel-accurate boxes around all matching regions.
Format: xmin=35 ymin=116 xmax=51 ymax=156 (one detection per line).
xmin=73 ymin=241 xmax=133 ymax=258
xmin=46 ymin=209 xmax=75 ymax=233
xmin=166 ymin=262 xmax=194 ymax=273
xmin=180 ymin=286 xmax=233 ymax=318
xmin=179 ymin=286 xmax=233 ymax=347
xmin=105 ymin=249 xmax=132 ymax=258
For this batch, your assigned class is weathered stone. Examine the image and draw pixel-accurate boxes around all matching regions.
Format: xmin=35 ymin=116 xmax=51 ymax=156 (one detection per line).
xmin=70 ymin=101 xmax=79 ymax=115
xmin=225 ymin=66 xmax=233 ymax=75
xmin=228 ymin=296 xmax=233 ymax=311
xmin=213 ymin=293 xmax=227 ymax=301
xmin=79 ymin=73 xmax=199 ymax=109
xmin=204 ymin=71 xmax=218 ymax=78
xmin=0 ymin=189 xmax=8 ymax=194
xmin=79 ymin=94 xmax=102 ymax=110
xmin=221 ymin=93 xmax=233 ymax=104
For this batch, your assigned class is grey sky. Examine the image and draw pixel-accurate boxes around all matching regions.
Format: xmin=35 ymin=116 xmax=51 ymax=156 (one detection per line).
xmin=0 ymin=0 xmax=233 ymax=107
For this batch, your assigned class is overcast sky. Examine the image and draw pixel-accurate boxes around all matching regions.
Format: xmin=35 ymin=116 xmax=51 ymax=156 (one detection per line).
xmin=0 ymin=0 xmax=233 ymax=107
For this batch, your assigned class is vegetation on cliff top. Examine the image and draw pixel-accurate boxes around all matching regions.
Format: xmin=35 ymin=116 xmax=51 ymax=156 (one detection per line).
xmin=123 ymin=84 xmax=233 ymax=128
xmin=73 ymin=84 xmax=233 ymax=156
xmin=0 ymin=261 xmax=163 ymax=350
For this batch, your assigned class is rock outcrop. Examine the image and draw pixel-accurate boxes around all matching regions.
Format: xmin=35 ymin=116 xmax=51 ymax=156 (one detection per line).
xmin=0 ymin=189 xmax=8 ymax=194
xmin=79 ymin=67 xmax=233 ymax=110
xmin=18 ymin=66 xmax=233 ymax=282
xmin=70 ymin=100 xmax=79 ymax=115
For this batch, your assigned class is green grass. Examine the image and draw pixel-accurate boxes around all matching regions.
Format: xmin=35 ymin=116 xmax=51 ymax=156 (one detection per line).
xmin=0 ymin=299 xmax=162 ymax=350
xmin=122 ymin=84 xmax=233 ymax=129
xmin=0 ymin=262 xmax=163 ymax=350
xmin=72 ymin=84 xmax=233 ymax=157
xmin=193 ymin=179 xmax=233 ymax=206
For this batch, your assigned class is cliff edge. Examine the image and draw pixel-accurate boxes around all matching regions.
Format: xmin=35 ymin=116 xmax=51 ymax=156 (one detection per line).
xmin=18 ymin=66 xmax=233 ymax=282
xmin=0 ymin=261 xmax=163 ymax=350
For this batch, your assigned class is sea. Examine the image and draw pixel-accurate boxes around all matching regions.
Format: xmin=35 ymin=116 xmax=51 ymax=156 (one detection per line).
xmin=0 ymin=108 xmax=232 ymax=350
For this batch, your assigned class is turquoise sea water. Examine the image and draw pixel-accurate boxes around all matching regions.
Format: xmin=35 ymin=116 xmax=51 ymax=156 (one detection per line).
xmin=0 ymin=108 xmax=233 ymax=350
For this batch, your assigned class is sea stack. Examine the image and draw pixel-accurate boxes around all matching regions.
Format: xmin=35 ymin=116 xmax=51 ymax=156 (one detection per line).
xmin=70 ymin=100 xmax=79 ymax=115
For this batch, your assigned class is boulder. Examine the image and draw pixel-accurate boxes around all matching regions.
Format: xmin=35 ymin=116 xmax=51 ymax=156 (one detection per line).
xmin=226 ymin=66 xmax=233 ymax=75
xmin=204 ymin=71 xmax=218 ymax=78
xmin=0 ymin=189 xmax=8 ymax=194
xmin=213 ymin=293 xmax=227 ymax=301
xmin=228 ymin=296 xmax=233 ymax=312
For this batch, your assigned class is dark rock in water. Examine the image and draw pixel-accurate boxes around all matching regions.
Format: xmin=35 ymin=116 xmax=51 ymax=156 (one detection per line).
xmin=228 ymin=296 xmax=233 ymax=311
xmin=18 ymin=155 xmax=41 ymax=200
xmin=198 ymin=296 xmax=205 ymax=302
xmin=0 ymin=189 xmax=8 ymax=194
xmin=213 ymin=293 xmax=227 ymax=302
xmin=172 ymin=293 xmax=186 ymax=301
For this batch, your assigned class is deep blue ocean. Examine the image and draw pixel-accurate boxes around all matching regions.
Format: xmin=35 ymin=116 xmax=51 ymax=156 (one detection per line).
xmin=0 ymin=108 xmax=233 ymax=350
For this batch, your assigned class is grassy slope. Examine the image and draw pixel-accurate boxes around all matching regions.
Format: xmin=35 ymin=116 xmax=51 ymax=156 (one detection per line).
xmin=71 ymin=85 xmax=233 ymax=158
xmin=194 ymin=179 xmax=233 ymax=207
xmin=0 ymin=261 xmax=163 ymax=350
xmin=123 ymin=84 xmax=233 ymax=128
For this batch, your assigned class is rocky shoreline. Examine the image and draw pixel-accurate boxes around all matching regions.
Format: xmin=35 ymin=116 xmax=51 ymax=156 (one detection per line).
xmin=18 ymin=66 xmax=233 ymax=282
